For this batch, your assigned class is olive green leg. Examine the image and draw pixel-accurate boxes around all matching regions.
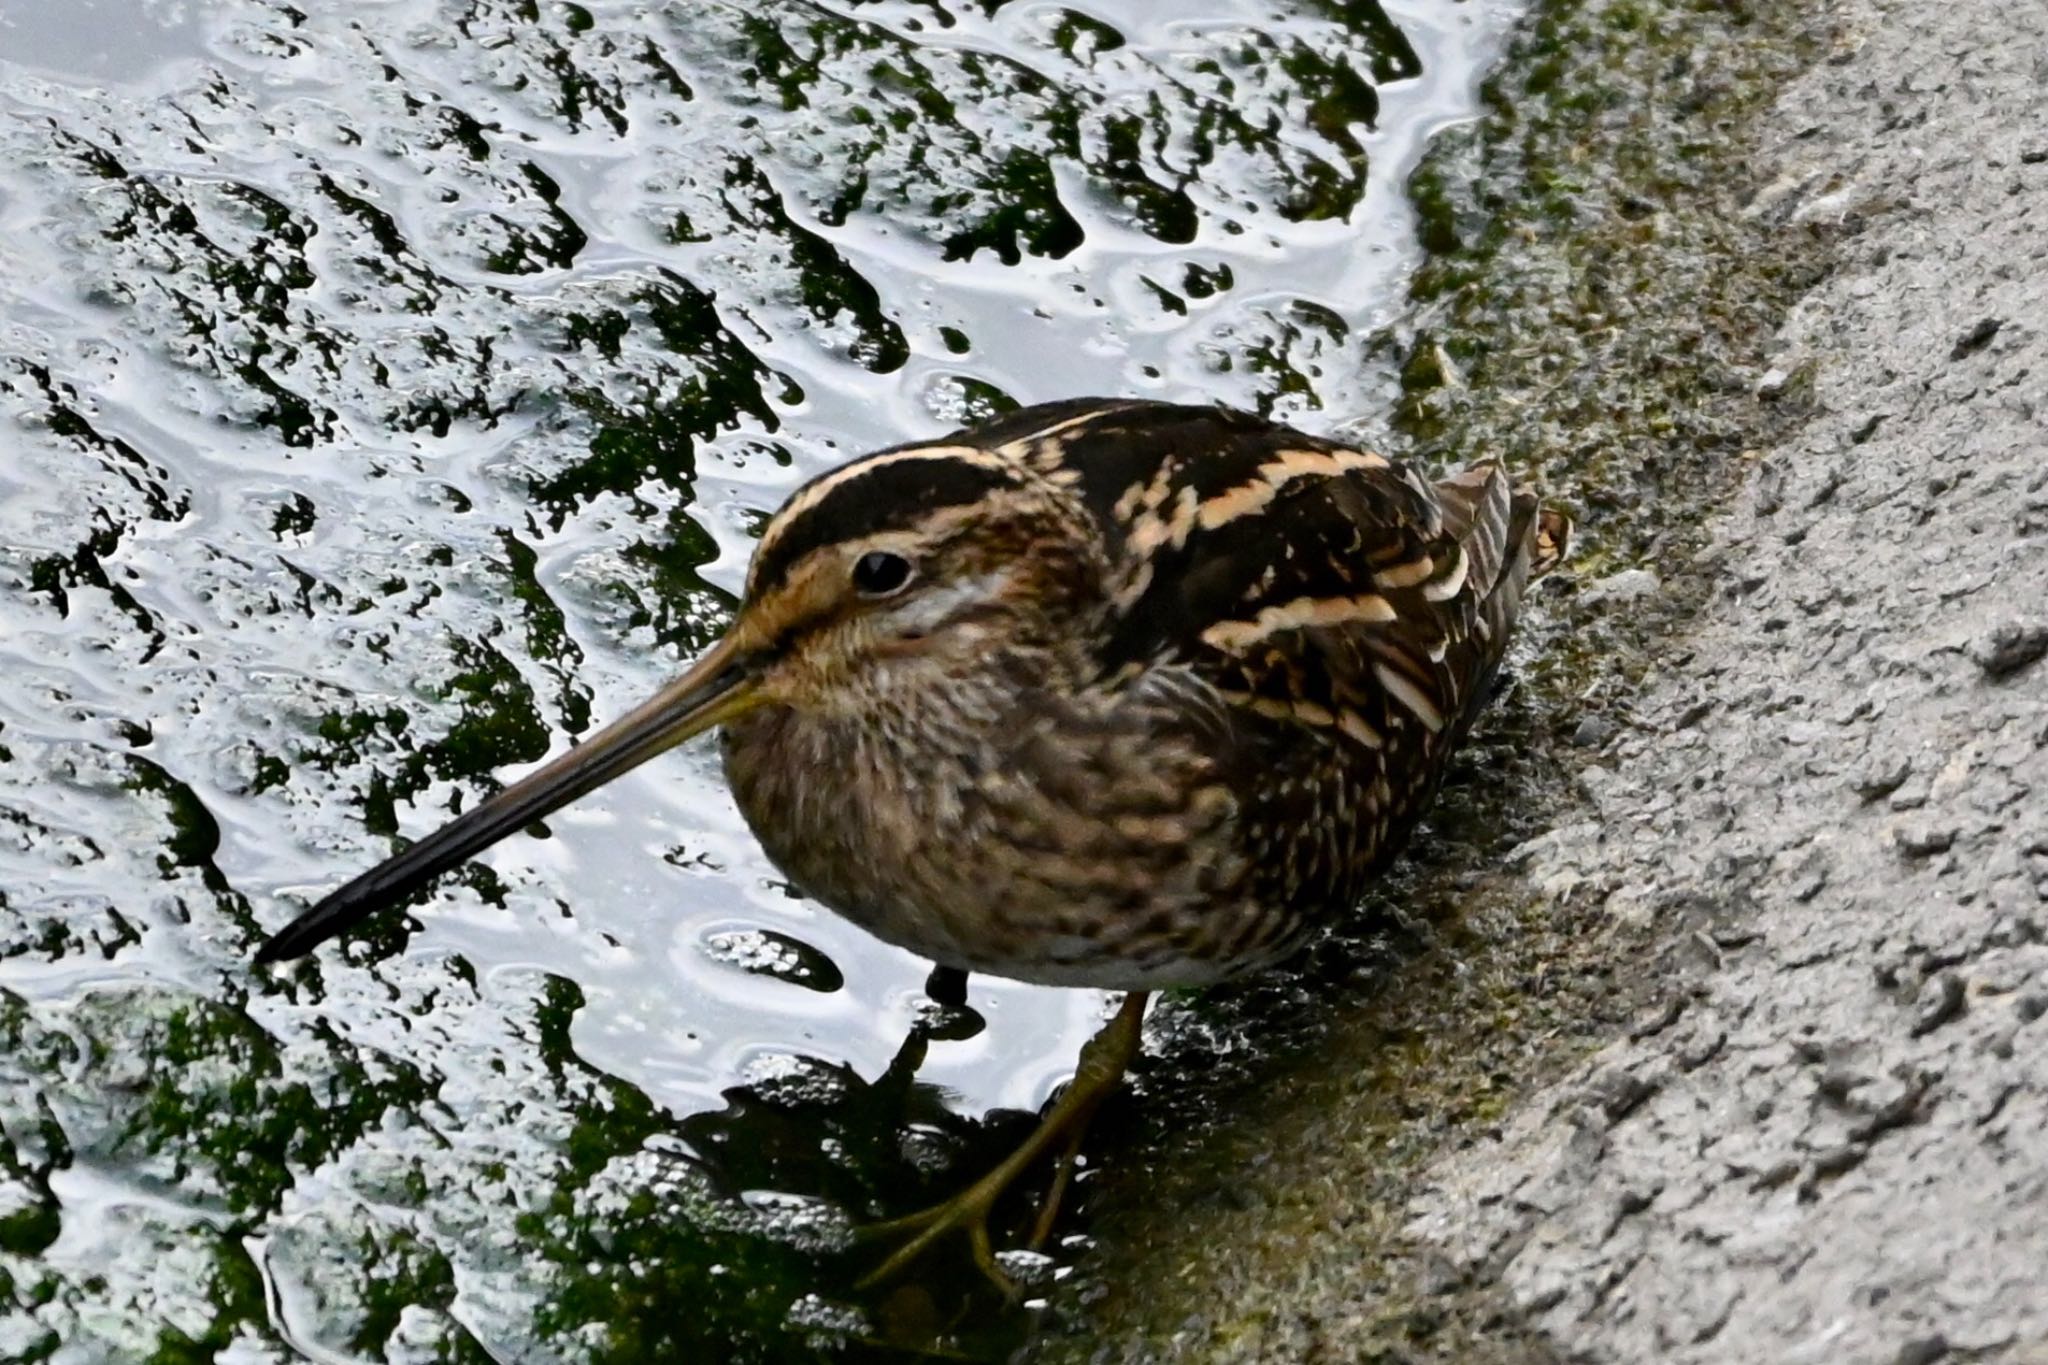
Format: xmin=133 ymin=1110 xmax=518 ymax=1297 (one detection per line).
xmin=858 ymin=990 xmax=1150 ymax=1294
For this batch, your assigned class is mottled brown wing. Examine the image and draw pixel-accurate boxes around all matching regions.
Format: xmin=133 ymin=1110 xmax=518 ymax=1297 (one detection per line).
xmin=947 ymin=396 xmax=1555 ymax=755
xmin=1165 ymin=459 xmax=1526 ymax=759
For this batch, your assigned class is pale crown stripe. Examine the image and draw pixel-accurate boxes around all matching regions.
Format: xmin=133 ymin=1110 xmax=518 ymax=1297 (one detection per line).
xmin=754 ymin=445 xmax=1015 ymax=565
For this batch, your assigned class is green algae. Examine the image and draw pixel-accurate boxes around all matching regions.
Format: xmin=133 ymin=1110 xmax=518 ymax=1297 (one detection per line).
xmin=106 ymin=994 xmax=438 ymax=1216
xmin=139 ymin=1235 xmax=269 ymax=1365
xmin=0 ymin=1001 xmax=66 ymax=1262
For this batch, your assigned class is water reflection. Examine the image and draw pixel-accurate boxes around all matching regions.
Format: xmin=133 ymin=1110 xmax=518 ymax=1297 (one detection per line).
xmin=0 ymin=0 xmax=1519 ymax=1357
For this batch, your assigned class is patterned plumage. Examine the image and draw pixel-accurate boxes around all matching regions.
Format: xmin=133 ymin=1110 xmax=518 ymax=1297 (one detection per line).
xmin=719 ymin=397 xmax=1566 ymax=989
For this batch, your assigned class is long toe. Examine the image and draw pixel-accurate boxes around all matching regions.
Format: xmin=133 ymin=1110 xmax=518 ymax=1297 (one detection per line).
xmin=856 ymin=1184 xmax=1008 ymax=1293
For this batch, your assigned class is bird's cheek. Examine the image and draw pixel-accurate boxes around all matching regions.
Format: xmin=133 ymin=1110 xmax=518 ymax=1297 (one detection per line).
xmin=751 ymin=638 xmax=875 ymax=713
xmin=735 ymin=643 xmax=819 ymax=709
xmin=748 ymin=662 xmax=825 ymax=713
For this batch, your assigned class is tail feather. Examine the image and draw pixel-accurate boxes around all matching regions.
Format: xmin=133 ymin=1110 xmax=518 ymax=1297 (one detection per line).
xmin=1432 ymin=465 xmax=1571 ymax=596
xmin=1433 ymin=464 xmax=1516 ymax=599
xmin=1435 ymin=468 xmax=1570 ymax=678
xmin=1420 ymin=466 xmax=1572 ymax=742
xmin=1488 ymin=487 xmax=1569 ymax=615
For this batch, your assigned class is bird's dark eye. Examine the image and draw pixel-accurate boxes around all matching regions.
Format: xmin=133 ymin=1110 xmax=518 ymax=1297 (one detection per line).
xmin=851 ymin=550 xmax=914 ymax=597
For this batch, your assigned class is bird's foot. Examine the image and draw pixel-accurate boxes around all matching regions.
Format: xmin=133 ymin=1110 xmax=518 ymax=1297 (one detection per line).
xmin=855 ymin=990 xmax=1151 ymax=1296
xmin=857 ymin=1161 xmax=1020 ymax=1295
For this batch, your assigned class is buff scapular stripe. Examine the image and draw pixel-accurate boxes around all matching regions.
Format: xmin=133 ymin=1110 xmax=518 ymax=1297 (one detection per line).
xmin=1201 ymin=592 xmax=1399 ymax=651
xmin=1194 ymin=446 xmax=1389 ymax=531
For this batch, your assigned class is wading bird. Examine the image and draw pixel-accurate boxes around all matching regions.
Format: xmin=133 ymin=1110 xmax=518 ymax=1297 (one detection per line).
xmin=256 ymin=397 xmax=1568 ymax=1288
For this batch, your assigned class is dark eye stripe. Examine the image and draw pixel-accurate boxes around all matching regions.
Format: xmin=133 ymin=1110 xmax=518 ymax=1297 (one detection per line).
xmin=749 ymin=452 xmax=1018 ymax=596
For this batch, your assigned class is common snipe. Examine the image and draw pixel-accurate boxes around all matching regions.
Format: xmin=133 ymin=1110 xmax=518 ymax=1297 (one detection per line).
xmin=256 ymin=397 xmax=1568 ymax=1287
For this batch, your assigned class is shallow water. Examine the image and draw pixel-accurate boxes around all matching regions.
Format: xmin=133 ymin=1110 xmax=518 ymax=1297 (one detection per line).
xmin=0 ymin=0 xmax=1519 ymax=1358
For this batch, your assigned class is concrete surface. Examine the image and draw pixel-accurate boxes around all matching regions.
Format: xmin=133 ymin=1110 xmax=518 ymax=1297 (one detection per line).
xmin=1408 ymin=2 xmax=2048 ymax=1360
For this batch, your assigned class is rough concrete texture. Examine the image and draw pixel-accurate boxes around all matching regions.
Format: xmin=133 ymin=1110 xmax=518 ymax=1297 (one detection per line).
xmin=1408 ymin=2 xmax=2048 ymax=1361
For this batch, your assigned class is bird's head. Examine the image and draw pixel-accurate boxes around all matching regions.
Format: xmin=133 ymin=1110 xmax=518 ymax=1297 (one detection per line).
xmin=725 ymin=445 xmax=1100 ymax=713
xmin=253 ymin=443 xmax=1096 ymax=962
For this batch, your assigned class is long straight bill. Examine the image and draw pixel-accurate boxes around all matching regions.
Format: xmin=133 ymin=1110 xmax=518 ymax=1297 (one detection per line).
xmin=253 ymin=637 xmax=761 ymax=964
